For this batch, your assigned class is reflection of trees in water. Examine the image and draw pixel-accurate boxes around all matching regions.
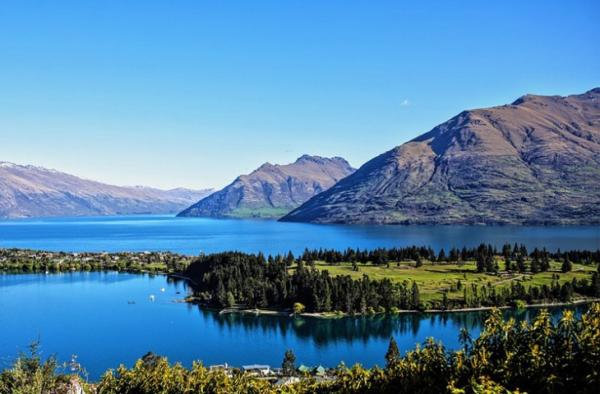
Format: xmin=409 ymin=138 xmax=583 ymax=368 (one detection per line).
xmin=194 ymin=304 xmax=589 ymax=348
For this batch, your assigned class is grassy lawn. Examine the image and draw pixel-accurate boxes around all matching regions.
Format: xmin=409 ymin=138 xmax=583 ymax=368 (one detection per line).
xmin=291 ymin=260 xmax=596 ymax=304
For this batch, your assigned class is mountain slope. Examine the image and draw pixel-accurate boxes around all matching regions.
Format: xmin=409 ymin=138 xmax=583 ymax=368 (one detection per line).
xmin=281 ymin=88 xmax=600 ymax=225
xmin=0 ymin=162 xmax=213 ymax=218
xmin=178 ymin=155 xmax=354 ymax=219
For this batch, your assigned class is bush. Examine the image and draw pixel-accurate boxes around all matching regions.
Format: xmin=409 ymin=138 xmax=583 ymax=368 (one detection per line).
xmin=293 ymin=302 xmax=306 ymax=314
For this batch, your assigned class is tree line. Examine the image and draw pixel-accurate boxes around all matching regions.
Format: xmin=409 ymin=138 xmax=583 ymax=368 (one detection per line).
xmin=298 ymin=243 xmax=600 ymax=267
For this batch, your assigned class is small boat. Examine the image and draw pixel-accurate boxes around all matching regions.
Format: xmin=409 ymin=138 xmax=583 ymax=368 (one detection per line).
xmin=149 ymin=295 xmax=155 ymax=302
xmin=160 ymin=287 xmax=166 ymax=292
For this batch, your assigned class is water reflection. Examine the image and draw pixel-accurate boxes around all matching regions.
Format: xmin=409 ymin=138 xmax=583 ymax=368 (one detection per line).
xmin=198 ymin=305 xmax=586 ymax=347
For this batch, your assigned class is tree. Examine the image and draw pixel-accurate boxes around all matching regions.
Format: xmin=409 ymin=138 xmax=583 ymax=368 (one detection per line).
xmin=285 ymin=251 xmax=295 ymax=266
xmin=516 ymin=255 xmax=526 ymax=273
xmin=281 ymin=349 xmax=296 ymax=376
xmin=504 ymin=256 xmax=512 ymax=272
xmin=561 ymin=256 xmax=573 ymax=273
xmin=476 ymin=254 xmax=485 ymax=273
xmin=385 ymin=337 xmax=400 ymax=368
xmin=458 ymin=328 xmax=472 ymax=353
xmin=415 ymin=256 xmax=423 ymax=268
xmin=411 ymin=282 xmax=420 ymax=309
xmin=293 ymin=302 xmax=305 ymax=314
xmin=437 ymin=248 xmax=446 ymax=263
xmin=226 ymin=291 xmax=235 ymax=307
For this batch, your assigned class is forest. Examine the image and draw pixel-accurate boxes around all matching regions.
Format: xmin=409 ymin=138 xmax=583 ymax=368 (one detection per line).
xmin=184 ymin=244 xmax=600 ymax=313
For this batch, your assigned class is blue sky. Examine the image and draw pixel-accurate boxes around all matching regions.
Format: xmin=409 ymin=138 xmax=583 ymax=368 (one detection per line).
xmin=1 ymin=1 xmax=599 ymax=189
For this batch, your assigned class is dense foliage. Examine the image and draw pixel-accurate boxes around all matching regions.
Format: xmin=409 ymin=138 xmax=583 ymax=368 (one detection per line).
xmin=185 ymin=250 xmax=600 ymax=312
xmin=0 ymin=249 xmax=191 ymax=273
xmin=298 ymin=244 xmax=600 ymax=268
xmin=185 ymin=252 xmax=424 ymax=312
xmin=2 ymin=305 xmax=599 ymax=393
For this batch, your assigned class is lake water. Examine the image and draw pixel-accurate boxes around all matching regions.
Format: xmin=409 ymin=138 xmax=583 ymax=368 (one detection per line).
xmin=0 ymin=272 xmax=588 ymax=380
xmin=0 ymin=215 xmax=598 ymax=255
xmin=0 ymin=216 xmax=598 ymax=379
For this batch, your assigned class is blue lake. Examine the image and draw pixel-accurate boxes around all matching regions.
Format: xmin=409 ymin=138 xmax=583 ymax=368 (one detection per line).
xmin=0 ymin=216 xmax=598 ymax=379
xmin=0 ymin=215 xmax=598 ymax=255
xmin=0 ymin=272 xmax=588 ymax=380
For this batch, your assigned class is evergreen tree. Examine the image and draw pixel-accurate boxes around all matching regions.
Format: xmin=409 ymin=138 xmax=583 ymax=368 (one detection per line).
xmin=516 ymin=255 xmax=526 ymax=272
xmin=437 ymin=248 xmax=446 ymax=262
xmin=411 ymin=281 xmax=420 ymax=309
xmin=385 ymin=337 xmax=400 ymax=368
xmin=561 ymin=256 xmax=573 ymax=273
xmin=415 ymin=256 xmax=423 ymax=268
xmin=285 ymin=251 xmax=295 ymax=266
xmin=476 ymin=254 xmax=485 ymax=273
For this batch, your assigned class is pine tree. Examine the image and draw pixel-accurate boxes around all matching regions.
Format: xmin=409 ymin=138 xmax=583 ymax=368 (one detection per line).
xmin=438 ymin=248 xmax=446 ymax=263
xmin=411 ymin=281 xmax=421 ymax=309
xmin=285 ymin=251 xmax=295 ymax=266
xmin=516 ymin=255 xmax=526 ymax=272
xmin=476 ymin=254 xmax=485 ymax=273
xmin=561 ymin=256 xmax=573 ymax=273
xmin=415 ymin=256 xmax=423 ymax=268
xmin=385 ymin=337 xmax=400 ymax=368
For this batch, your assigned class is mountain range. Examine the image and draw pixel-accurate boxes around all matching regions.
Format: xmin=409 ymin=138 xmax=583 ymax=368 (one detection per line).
xmin=281 ymin=88 xmax=600 ymax=225
xmin=0 ymin=162 xmax=213 ymax=219
xmin=178 ymin=155 xmax=354 ymax=219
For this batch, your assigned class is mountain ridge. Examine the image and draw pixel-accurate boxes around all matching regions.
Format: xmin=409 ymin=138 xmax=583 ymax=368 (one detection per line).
xmin=177 ymin=155 xmax=355 ymax=219
xmin=281 ymin=88 xmax=600 ymax=225
xmin=0 ymin=161 xmax=213 ymax=219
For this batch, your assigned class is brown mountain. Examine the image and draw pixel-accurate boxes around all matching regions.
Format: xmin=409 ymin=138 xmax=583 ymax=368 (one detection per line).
xmin=281 ymin=88 xmax=600 ymax=225
xmin=0 ymin=162 xmax=213 ymax=218
xmin=178 ymin=155 xmax=355 ymax=219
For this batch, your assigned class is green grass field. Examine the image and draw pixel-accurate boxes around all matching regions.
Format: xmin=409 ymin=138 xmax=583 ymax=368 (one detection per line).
xmin=227 ymin=207 xmax=291 ymax=219
xmin=291 ymin=260 xmax=596 ymax=303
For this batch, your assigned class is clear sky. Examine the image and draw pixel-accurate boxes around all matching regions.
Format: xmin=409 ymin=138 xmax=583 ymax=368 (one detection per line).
xmin=1 ymin=1 xmax=599 ymax=189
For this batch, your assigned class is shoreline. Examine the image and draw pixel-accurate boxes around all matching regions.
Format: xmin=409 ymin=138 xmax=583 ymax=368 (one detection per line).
xmin=185 ymin=297 xmax=600 ymax=319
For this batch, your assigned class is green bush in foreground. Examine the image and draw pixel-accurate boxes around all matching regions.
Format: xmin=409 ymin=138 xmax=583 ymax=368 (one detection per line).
xmin=2 ymin=304 xmax=599 ymax=393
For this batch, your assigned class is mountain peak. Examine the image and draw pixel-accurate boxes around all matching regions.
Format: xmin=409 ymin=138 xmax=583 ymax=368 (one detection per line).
xmin=281 ymin=88 xmax=600 ymax=225
xmin=587 ymin=87 xmax=600 ymax=93
xmin=178 ymin=155 xmax=355 ymax=219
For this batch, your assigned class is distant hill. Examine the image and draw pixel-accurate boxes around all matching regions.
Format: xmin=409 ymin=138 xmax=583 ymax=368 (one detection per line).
xmin=281 ymin=88 xmax=600 ymax=225
xmin=178 ymin=155 xmax=355 ymax=219
xmin=0 ymin=162 xmax=213 ymax=218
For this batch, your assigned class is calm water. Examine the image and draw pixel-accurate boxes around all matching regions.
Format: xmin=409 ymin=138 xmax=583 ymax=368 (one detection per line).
xmin=0 ymin=272 xmax=587 ymax=380
xmin=0 ymin=215 xmax=598 ymax=255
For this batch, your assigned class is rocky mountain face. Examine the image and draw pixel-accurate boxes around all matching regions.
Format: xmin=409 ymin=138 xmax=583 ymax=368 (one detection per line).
xmin=281 ymin=88 xmax=600 ymax=225
xmin=0 ymin=162 xmax=213 ymax=218
xmin=178 ymin=155 xmax=355 ymax=219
